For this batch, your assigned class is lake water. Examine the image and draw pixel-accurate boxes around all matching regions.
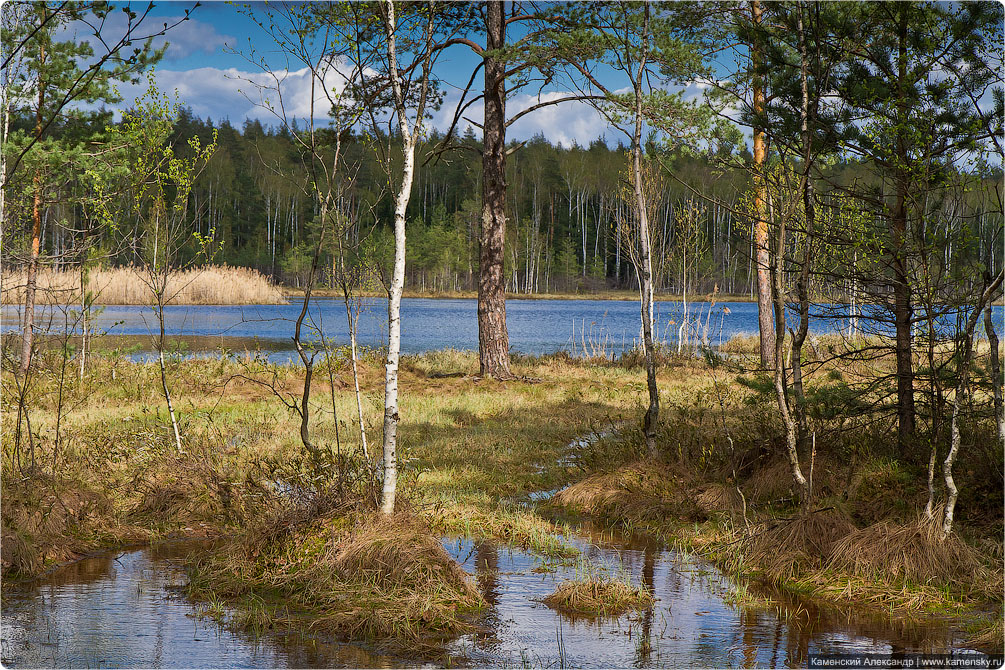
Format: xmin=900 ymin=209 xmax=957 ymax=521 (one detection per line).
xmin=4 ymin=298 xmax=1001 ymax=362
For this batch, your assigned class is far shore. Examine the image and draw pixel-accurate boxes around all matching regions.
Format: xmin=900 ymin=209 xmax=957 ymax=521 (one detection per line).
xmin=283 ymin=287 xmax=759 ymax=303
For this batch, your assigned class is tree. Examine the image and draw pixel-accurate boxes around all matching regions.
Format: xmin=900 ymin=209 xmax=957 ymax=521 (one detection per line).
xmin=434 ymin=2 xmax=599 ymax=378
xmin=533 ymin=0 xmax=717 ymax=456
xmin=364 ymin=0 xmax=448 ymax=514
xmin=827 ymin=1 xmax=1002 ymax=453
xmin=2 ymin=1 xmax=184 ymax=374
xmin=96 ymin=84 xmax=217 ymax=452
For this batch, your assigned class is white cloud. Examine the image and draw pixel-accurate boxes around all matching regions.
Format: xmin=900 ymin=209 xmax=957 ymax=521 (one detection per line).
xmin=432 ymin=89 xmax=616 ymax=148
xmin=58 ymin=13 xmax=233 ymax=63
xmin=110 ymin=64 xmax=354 ymax=126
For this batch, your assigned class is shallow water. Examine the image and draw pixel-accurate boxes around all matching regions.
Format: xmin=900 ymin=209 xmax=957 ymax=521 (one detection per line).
xmin=0 ymin=542 xmax=400 ymax=669
xmin=442 ymin=522 xmax=973 ymax=668
xmin=1 ymin=524 xmax=986 ymax=669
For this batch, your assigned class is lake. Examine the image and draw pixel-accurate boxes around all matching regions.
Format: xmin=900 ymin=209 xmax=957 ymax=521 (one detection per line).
xmin=3 ymin=297 xmax=1000 ymax=362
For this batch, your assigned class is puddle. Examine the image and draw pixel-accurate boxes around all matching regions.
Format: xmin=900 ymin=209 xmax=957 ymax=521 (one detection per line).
xmin=0 ymin=542 xmax=402 ymax=668
xmin=441 ymin=523 xmax=977 ymax=668
xmin=0 ymin=528 xmax=989 ymax=668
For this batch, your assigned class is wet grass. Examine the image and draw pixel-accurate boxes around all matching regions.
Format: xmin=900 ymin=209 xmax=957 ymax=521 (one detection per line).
xmin=187 ymin=511 xmax=484 ymax=645
xmin=3 ymin=342 xmax=1001 ymax=646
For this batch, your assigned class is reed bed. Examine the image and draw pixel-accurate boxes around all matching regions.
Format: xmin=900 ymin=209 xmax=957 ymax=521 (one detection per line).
xmin=1 ymin=265 xmax=286 ymax=305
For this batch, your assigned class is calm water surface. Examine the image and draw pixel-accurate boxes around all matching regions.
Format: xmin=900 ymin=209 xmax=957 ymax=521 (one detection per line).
xmin=1 ymin=523 xmax=985 ymax=669
xmin=2 ymin=297 xmax=752 ymax=359
xmin=6 ymin=298 xmax=1000 ymax=362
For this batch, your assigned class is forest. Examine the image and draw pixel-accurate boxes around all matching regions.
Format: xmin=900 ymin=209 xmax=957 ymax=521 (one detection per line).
xmin=1 ymin=1 xmax=1003 ymax=668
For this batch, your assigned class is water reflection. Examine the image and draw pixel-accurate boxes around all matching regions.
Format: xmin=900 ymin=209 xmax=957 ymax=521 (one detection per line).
xmin=0 ymin=530 xmax=985 ymax=669
xmin=443 ymin=522 xmax=973 ymax=669
xmin=0 ymin=542 xmax=400 ymax=669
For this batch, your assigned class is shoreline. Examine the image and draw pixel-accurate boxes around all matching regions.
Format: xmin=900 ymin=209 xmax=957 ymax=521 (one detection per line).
xmin=282 ymin=287 xmax=757 ymax=303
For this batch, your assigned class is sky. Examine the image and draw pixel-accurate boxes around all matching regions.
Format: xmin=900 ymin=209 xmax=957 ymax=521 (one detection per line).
xmin=66 ymin=0 xmax=715 ymax=148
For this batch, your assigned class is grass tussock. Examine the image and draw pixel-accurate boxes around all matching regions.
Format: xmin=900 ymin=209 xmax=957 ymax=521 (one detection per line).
xmin=1 ymin=476 xmax=117 ymax=573
xmin=827 ymin=514 xmax=1000 ymax=599
xmin=695 ymin=483 xmax=745 ymax=516
xmin=1 ymin=265 xmax=286 ymax=305
xmin=742 ymin=508 xmax=857 ymax=581
xmin=543 ymin=574 xmax=654 ymax=617
xmin=189 ymin=510 xmax=483 ymax=643
xmin=551 ymin=461 xmax=704 ymax=524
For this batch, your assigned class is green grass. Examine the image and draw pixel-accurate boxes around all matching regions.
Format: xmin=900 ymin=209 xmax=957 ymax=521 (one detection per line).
xmin=2 ymin=343 xmax=1000 ymax=642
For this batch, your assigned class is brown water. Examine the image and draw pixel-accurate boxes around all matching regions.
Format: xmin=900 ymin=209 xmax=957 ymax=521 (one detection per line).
xmin=1 ymin=523 xmax=990 ymax=669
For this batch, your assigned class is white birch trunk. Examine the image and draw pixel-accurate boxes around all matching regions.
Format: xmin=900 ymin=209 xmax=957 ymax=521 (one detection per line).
xmin=379 ymin=0 xmax=420 ymax=515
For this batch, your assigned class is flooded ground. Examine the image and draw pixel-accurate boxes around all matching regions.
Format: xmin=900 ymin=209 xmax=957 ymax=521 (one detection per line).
xmin=442 ymin=523 xmax=972 ymax=668
xmin=0 ymin=543 xmax=399 ymax=668
xmin=2 ymin=520 xmax=985 ymax=669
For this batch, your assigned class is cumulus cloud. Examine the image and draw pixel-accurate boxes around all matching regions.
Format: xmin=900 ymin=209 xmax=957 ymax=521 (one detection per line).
xmin=57 ymin=13 xmax=233 ymax=63
xmin=432 ymin=89 xmax=617 ymax=148
xmin=111 ymin=63 xmax=354 ymax=126
xmin=113 ymin=67 xmax=728 ymax=150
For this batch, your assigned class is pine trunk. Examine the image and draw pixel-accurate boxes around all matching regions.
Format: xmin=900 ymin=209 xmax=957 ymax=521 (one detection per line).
xmin=478 ymin=0 xmax=512 ymax=379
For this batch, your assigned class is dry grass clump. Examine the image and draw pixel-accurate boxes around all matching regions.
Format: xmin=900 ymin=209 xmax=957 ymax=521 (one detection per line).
xmin=827 ymin=514 xmax=999 ymax=598
xmin=745 ymin=459 xmax=802 ymax=506
xmin=1 ymin=476 xmax=122 ymax=574
xmin=1 ymin=265 xmax=286 ymax=305
xmin=544 ymin=576 xmax=654 ymax=617
xmin=695 ymin=483 xmax=745 ymax=516
xmin=719 ymin=334 xmax=761 ymax=354
xmin=425 ymin=502 xmax=578 ymax=558
xmin=190 ymin=511 xmax=483 ymax=642
xmin=845 ymin=458 xmax=921 ymax=526
xmin=743 ymin=508 xmax=857 ymax=581
xmin=551 ymin=461 xmax=703 ymax=524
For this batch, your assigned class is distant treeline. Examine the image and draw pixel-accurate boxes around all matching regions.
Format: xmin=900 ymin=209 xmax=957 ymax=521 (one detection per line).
xmin=5 ymin=108 xmax=1002 ymax=297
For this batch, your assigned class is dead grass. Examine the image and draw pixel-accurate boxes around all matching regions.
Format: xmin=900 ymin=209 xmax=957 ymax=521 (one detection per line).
xmin=543 ymin=575 xmax=654 ymax=617
xmin=695 ymin=483 xmax=745 ymax=516
xmin=827 ymin=514 xmax=1000 ymax=599
xmin=742 ymin=508 xmax=857 ymax=581
xmin=1 ymin=473 xmax=143 ymax=574
xmin=1 ymin=265 xmax=286 ymax=305
xmin=189 ymin=511 xmax=483 ymax=642
xmin=425 ymin=502 xmax=578 ymax=558
xmin=967 ymin=616 xmax=1004 ymax=653
xmin=551 ymin=461 xmax=704 ymax=524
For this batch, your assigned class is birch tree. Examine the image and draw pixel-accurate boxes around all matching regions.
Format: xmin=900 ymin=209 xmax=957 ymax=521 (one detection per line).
xmin=365 ymin=0 xmax=448 ymax=514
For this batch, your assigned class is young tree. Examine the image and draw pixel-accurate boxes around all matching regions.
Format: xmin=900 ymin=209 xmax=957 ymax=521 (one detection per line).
xmin=98 ymin=86 xmax=217 ymax=453
xmin=3 ymin=1 xmax=185 ymax=374
xmin=828 ymin=1 xmax=1002 ymax=453
xmin=364 ymin=0 xmax=448 ymax=514
xmin=533 ymin=1 xmax=717 ymax=456
xmin=231 ymin=1 xmax=375 ymax=464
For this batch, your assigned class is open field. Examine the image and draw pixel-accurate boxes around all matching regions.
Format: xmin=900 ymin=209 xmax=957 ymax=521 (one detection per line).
xmin=2 ymin=345 xmax=1001 ymax=648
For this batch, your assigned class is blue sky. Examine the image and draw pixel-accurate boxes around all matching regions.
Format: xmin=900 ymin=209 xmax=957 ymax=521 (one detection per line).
xmin=91 ymin=0 xmax=713 ymax=147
